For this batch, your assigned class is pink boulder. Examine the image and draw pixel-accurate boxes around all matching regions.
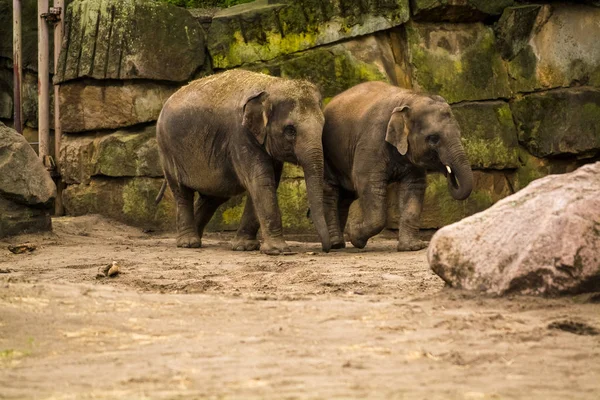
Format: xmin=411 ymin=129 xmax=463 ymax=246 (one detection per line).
xmin=428 ymin=162 xmax=600 ymax=295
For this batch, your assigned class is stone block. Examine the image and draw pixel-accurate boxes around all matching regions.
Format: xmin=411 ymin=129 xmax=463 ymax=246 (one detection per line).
xmin=56 ymin=0 xmax=205 ymax=83
xmin=511 ymin=88 xmax=600 ymax=158
xmin=59 ymin=125 xmax=162 ymax=184
xmin=451 ymin=101 xmax=519 ymax=169
xmin=405 ymin=22 xmax=511 ymax=103
xmin=412 ymin=0 xmax=514 ymax=22
xmin=249 ymin=33 xmax=394 ymax=101
xmin=63 ymin=177 xmax=175 ymax=230
xmin=207 ymin=0 xmax=409 ymax=68
xmin=501 ymin=4 xmax=600 ymax=92
xmin=59 ymin=81 xmax=176 ymax=132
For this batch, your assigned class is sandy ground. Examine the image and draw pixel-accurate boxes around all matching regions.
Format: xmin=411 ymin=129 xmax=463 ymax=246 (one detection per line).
xmin=0 ymin=215 xmax=599 ymax=400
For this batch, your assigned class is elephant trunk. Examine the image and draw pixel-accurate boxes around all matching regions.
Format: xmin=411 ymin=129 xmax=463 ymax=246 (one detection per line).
xmin=298 ymin=148 xmax=331 ymax=253
xmin=441 ymin=144 xmax=473 ymax=201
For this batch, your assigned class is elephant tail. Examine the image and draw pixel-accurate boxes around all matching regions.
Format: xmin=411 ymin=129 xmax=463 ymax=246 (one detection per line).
xmin=155 ymin=180 xmax=167 ymax=205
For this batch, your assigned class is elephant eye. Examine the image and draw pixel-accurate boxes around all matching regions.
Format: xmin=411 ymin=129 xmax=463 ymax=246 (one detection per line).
xmin=427 ymin=134 xmax=440 ymax=145
xmin=284 ymin=124 xmax=297 ymax=138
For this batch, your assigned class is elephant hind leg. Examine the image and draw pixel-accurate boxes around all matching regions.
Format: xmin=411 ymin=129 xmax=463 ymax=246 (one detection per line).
xmin=167 ymin=177 xmax=201 ymax=248
xmin=195 ymin=194 xmax=228 ymax=244
xmin=324 ymin=180 xmax=345 ymax=249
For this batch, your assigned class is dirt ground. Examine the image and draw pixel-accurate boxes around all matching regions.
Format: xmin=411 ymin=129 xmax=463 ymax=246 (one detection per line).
xmin=0 ymin=215 xmax=599 ymax=400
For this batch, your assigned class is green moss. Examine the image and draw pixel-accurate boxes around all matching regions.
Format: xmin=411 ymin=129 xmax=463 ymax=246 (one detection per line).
xmin=462 ymin=136 xmax=518 ymax=170
xmin=157 ymin=0 xmax=253 ymax=8
xmin=278 ymin=179 xmax=312 ymax=231
xmin=221 ymin=197 xmax=246 ymax=226
xmin=122 ymin=179 xmax=174 ymax=227
xmin=407 ymin=23 xmax=511 ymax=103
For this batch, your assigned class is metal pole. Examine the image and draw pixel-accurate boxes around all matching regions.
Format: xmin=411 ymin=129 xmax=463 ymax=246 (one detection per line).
xmin=38 ymin=0 xmax=50 ymax=166
xmin=53 ymin=0 xmax=65 ymax=215
xmin=13 ymin=0 xmax=23 ymax=134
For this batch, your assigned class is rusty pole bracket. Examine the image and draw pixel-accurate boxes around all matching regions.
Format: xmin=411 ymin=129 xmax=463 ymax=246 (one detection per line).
xmin=41 ymin=7 xmax=62 ymax=24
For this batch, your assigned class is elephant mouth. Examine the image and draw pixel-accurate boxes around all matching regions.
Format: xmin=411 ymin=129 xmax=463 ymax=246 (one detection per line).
xmin=444 ymin=165 xmax=460 ymax=190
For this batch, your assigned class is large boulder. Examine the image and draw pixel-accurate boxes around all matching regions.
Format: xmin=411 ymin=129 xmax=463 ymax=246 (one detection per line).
xmin=59 ymin=81 xmax=176 ymax=132
xmin=0 ymin=122 xmax=56 ymax=237
xmin=428 ymin=162 xmax=600 ymax=296
xmin=499 ymin=4 xmax=600 ymax=92
xmin=0 ymin=123 xmax=56 ymax=205
xmin=55 ymin=0 xmax=205 ymax=83
xmin=404 ymin=22 xmax=511 ymax=103
xmin=207 ymin=0 xmax=410 ymax=69
xmin=511 ymin=88 xmax=600 ymax=158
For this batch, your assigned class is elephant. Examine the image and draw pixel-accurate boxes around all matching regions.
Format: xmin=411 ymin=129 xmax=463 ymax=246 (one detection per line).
xmin=322 ymin=81 xmax=473 ymax=251
xmin=155 ymin=69 xmax=331 ymax=255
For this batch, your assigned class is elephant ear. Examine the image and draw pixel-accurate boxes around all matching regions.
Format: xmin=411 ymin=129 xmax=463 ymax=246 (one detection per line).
xmin=385 ymin=105 xmax=410 ymax=156
xmin=242 ymin=91 xmax=271 ymax=145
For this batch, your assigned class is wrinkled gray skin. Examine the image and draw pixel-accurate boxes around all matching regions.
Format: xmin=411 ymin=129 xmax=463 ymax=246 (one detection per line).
xmin=323 ymin=81 xmax=473 ymax=251
xmin=156 ymin=69 xmax=331 ymax=255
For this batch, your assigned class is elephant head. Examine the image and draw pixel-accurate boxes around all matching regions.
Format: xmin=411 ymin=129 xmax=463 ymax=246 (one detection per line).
xmin=385 ymin=95 xmax=473 ymax=200
xmin=241 ymin=80 xmax=331 ymax=252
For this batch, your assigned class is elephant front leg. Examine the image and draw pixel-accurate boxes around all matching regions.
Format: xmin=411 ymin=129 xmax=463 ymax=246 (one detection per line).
xmin=169 ymin=180 xmax=201 ymax=248
xmin=346 ymin=181 xmax=388 ymax=249
xmin=396 ymin=173 xmax=428 ymax=252
xmin=323 ymin=179 xmax=345 ymax=249
xmin=231 ymin=197 xmax=261 ymax=251
xmin=245 ymin=169 xmax=290 ymax=256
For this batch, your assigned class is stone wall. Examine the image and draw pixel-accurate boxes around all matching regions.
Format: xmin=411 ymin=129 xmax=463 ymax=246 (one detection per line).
xmin=1 ymin=0 xmax=599 ymax=234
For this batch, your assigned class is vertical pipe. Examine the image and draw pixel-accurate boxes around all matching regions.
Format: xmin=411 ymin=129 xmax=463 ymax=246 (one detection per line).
xmin=54 ymin=0 xmax=65 ymax=215
xmin=38 ymin=0 xmax=50 ymax=165
xmin=13 ymin=0 xmax=23 ymax=134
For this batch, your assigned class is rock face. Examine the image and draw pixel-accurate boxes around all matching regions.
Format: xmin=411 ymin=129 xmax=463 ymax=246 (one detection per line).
xmin=0 ymin=123 xmax=56 ymax=237
xmin=207 ymin=0 xmax=410 ymax=68
xmin=405 ymin=22 xmax=511 ymax=103
xmin=452 ymin=101 xmax=519 ymax=169
xmin=428 ymin=162 xmax=600 ymax=296
xmin=55 ymin=0 xmax=205 ymax=83
xmin=412 ymin=0 xmax=515 ymax=22
xmin=500 ymin=4 xmax=600 ymax=92
xmin=59 ymin=81 xmax=176 ymax=132
xmin=511 ymin=88 xmax=600 ymax=158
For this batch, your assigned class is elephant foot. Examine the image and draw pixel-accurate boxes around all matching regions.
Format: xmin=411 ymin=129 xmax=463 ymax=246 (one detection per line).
xmin=261 ymin=238 xmax=291 ymax=256
xmin=350 ymin=237 xmax=368 ymax=249
xmin=231 ymin=237 xmax=261 ymax=251
xmin=331 ymin=240 xmax=346 ymax=249
xmin=177 ymin=232 xmax=201 ymax=248
xmin=397 ymin=239 xmax=429 ymax=252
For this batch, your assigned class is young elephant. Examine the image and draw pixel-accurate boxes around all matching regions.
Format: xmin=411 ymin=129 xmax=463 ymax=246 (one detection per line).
xmin=156 ymin=69 xmax=331 ymax=255
xmin=323 ymin=81 xmax=473 ymax=251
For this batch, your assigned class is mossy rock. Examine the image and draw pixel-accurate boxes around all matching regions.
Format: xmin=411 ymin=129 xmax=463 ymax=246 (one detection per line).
xmin=412 ymin=0 xmax=514 ymax=22
xmin=246 ymin=34 xmax=393 ymax=101
xmin=451 ymin=101 xmax=519 ymax=169
xmin=406 ymin=21 xmax=511 ymax=103
xmin=511 ymin=88 xmax=600 ymax=158
xmin=503 ymin=4 xmax=600 ymax=93
xmin=56 ymin=0 xmax=205 ymax=83
xmin=207 ymin=0 xmax=409 ymax=68
xmin=63 ymin=177 xmax=176 ymax=230
xmin=59 ymin=125 xmax=162 ymax=184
